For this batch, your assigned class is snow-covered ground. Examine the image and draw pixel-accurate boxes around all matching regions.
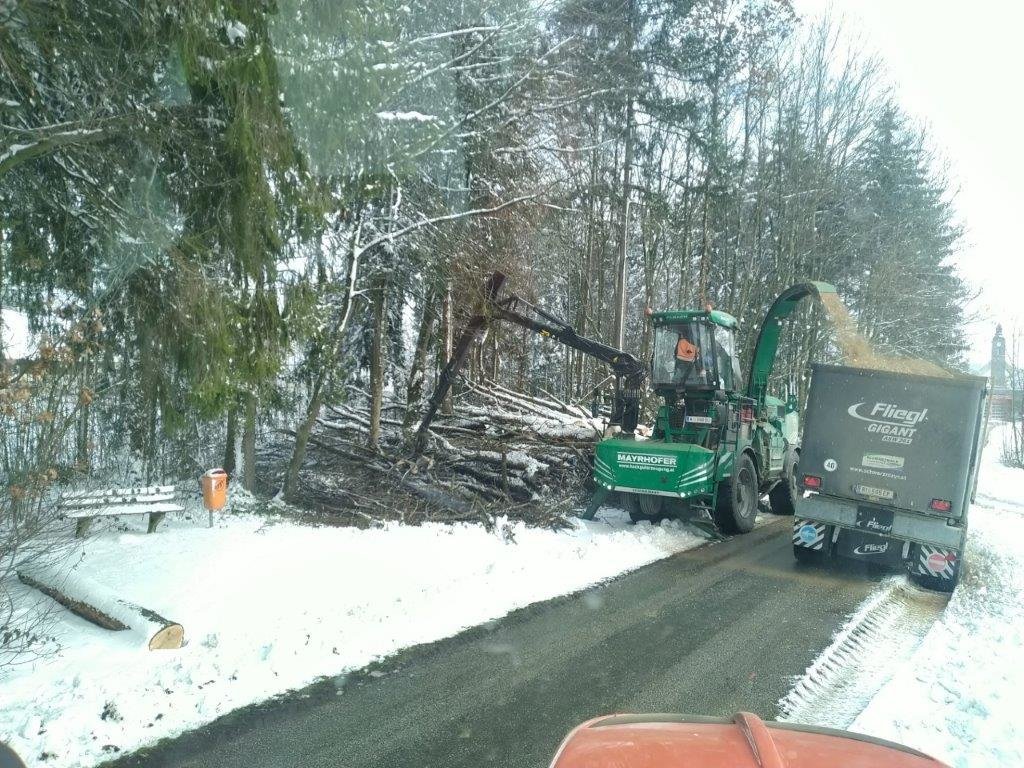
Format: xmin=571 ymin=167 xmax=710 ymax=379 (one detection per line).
xmin=851 ymin=502 xmax=1024 ymax=767
xmin=790 ymin=421 xmax=1024 ymax=767
xmin=0 ymin=498 xmax=704 ymax=767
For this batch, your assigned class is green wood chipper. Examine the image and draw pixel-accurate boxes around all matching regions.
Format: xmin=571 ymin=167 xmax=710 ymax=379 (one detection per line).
xmin=415 ymin=272 xmax=836 ymax=534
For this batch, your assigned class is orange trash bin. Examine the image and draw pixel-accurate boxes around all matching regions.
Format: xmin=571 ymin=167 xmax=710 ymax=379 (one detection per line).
xmin=201 ymin=468 xmax=229 ymax=511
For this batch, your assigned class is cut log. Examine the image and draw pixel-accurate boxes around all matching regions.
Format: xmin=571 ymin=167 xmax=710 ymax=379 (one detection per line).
xmin=482 ymin=379 xmax=591 ymax=419
xmin=466 ymin=383 xmax=569 ymax=421
xmin=18 ymin=566 xmax=184 ymax=650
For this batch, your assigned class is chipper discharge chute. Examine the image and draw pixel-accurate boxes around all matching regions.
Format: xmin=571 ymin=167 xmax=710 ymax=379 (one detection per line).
xmin=416 ymin=273 xmax=836 ymax=535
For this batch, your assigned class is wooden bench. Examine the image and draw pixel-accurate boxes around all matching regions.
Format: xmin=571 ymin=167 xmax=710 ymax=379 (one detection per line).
xmin=65 ymin=484 xmax=184 ymax=537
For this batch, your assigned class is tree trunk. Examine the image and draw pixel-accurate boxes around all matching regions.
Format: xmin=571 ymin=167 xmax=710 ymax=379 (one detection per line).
xmin=403 ymin=288 xmax=438 ymax=429
xmin=242 ymin=391 xmax=256 ymax=491
xmin=574 ymin=145 xmax=598 ymax=399
xmin=146 ymin=386 xmax=158 ymax=484
xmin=368 ymin=276 xmax=387 ymax=452
xmin=76 ymin=383 xmax=90 ymax=472
xmin=612 ymin=101 xmax=634 ymax=350
xmin=440 ymin=283 xmax=454 ymax=416
xmin=490 ymin=326 xmax=499 ymax=382
xmin=284 ymin=375 xmax=325 ymax=501
xmin=284 ymin=203 xmax=366 ymax=499
xmin=223 ymin=404 xmax=237 ymax=477
xmin=18 ymin=566 xmax=184 ymax=650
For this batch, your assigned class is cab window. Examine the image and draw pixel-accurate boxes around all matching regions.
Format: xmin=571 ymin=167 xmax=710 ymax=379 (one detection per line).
xmin=652 ymin=323 xmax=717 ymax=388
xmin=713 ymin=326 xmax=740 ymax=390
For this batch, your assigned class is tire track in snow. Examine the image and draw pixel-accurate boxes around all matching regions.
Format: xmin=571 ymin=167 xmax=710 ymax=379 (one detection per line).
xmin=777 ymin=576 xmax=948 ymax=728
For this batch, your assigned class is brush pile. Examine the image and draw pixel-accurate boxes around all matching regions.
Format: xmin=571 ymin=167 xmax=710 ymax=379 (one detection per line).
xmin=265 ymin=381 xmax=606 ymax=528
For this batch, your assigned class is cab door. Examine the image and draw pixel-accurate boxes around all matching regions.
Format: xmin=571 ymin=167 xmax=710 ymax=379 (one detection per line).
xmin=767 ymin=402 xmax=788 ymax=476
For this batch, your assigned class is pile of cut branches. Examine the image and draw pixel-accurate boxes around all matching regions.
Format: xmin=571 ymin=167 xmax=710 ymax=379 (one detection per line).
xmin=263 ymin=381 xmax=604 ymax=529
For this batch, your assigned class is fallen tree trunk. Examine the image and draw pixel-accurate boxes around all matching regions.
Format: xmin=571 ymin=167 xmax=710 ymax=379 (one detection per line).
xmin=480 ymin=379 xmax=591 ymax=420
xmin=18 ymin=566 xmax=184 ymax=650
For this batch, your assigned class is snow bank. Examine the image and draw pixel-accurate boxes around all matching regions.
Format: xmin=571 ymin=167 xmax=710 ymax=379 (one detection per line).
xmin=848 ymin=422 xmax=1024 ymax=767
xmin=0 ymin=501 xmax=702 ymax=766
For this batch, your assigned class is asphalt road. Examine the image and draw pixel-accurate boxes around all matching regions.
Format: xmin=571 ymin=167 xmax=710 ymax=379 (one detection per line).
xmin=108 ymin=518 xmax=881 ymax=768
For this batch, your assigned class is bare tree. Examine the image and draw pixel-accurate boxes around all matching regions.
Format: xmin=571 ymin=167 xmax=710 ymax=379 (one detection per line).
xmin=1003 ymin=328 xmax=1023 ymax=468
xmin=1 ymin=318 xmax=98 ymax=668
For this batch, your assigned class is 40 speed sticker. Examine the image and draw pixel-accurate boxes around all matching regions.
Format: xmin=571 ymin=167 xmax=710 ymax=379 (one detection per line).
xmin=798 ymin=524 xmax=818 ymax=544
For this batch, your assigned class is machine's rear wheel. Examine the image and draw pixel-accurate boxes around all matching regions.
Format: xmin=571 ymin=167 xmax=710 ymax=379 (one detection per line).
xmin=768 ymin=447 xmax=799 ymax=515
xmin=622 ymin=492 xmax=665 ymax=523
xmin=713 ymin=453 xmax=758 ymax=534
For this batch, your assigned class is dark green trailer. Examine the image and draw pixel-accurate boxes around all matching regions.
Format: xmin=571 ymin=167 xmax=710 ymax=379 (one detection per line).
xmin=793 ymin=363 xmax=989 ymax=591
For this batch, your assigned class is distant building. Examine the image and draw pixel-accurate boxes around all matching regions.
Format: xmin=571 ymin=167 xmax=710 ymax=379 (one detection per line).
xmin=986 ymin=324 xmax=1017 ymax=420
xmin=991 ymin=324 xmax=1007 ymax=388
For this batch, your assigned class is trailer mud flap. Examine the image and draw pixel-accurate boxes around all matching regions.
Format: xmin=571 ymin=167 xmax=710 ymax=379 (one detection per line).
xmin=834 ymin=529 xmax=905 ymax=567
xmin=913 ymin=544 xmax=961 ymax=582
xmin=793 ymin=519 xmax=826 ymax=550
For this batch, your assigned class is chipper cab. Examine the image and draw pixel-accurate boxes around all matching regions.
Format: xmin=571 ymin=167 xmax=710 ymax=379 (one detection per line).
xmin=416 ymin=273 xmax=837 ymax=535
xmin=793 ymin=364 xmax=988 ymax=591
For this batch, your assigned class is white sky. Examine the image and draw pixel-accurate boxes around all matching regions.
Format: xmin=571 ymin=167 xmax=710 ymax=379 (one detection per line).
xmin=1 ymin=308 xmax=30 ymax=359
xmin=792 ymin=0 xmax=1024 ymax=368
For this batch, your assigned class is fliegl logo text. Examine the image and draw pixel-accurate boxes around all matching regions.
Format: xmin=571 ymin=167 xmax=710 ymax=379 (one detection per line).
xmin=617 ymin=452 xmax=677 ymax=471
xmin=847 ymin=402 xmax=928 ymax=445
xmin=853 ymin=541 xmax=889 ymax=556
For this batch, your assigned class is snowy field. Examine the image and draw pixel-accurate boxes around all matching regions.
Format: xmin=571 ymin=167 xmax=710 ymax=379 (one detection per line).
xmin=0 ymin=498 xmax=704 ymax=766
xmin=789 ymin=422 xmax=1024 ymax=767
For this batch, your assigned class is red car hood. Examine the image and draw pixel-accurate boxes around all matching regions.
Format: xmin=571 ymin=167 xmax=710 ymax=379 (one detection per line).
xmin=550 ymin=713 xmax=948 ymax=768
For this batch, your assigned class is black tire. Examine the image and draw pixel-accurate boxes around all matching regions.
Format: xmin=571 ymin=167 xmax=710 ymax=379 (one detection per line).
xmin=793 ymin=544 xmax=825 ymax=564
xmin=639 ymin=494 xmax=665 ymax=521
xmin=621 ymin=493 xmax=665 ymax=524
xmin=713 ymin=453 xmax=758 ymax=534
xmin=621 ymin=492 xmax=641 ymax=521
xmin=768 ymin=447 xmax=799 ymax=516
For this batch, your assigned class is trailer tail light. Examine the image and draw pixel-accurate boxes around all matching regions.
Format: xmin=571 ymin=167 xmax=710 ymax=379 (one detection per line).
xmin=929 ymin=498 xmax=952 ymax=512
xmin=740 ymin=405 xmax=754 ymax=424
xmin=802 ymin=474 xmax=822 ymax=490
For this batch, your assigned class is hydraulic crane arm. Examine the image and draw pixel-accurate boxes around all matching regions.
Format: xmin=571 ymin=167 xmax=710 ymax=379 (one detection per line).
xmin=490 ymin=290 xmax=645 ymax=378
xmin=415 ymin=272 xmax=646 ymax=451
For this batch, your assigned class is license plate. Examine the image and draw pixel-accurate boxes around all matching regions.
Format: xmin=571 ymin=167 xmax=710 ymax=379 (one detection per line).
xmin=853 ymin=484 xmax=894 ymax=501
xmin=856 ymin=505 xmax=894 ymax=534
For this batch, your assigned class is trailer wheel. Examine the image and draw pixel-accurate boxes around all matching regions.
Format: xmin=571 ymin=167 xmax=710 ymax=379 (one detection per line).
xmin=713 ymin=453 xmax=758 ymax=534
xmin=622 ymin=493 xmax=664 ymax=524
xmin=768 ymin=448 xmax=799 ymax=515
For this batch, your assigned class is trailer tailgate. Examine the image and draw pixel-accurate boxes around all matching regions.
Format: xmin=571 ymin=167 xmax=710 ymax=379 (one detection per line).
xmin=800 ymin=364 xmax=987 ymax=519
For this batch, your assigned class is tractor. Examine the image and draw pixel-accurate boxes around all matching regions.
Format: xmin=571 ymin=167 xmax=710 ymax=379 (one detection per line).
xmin=416 ymin=273 xmax=836 ymax=534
